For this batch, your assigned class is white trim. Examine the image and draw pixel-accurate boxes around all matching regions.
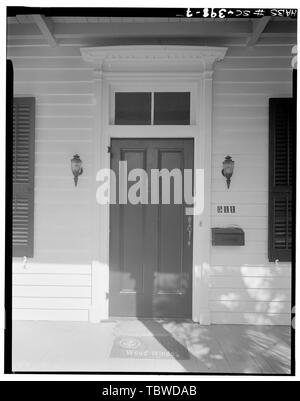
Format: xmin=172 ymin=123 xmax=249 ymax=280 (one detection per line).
xmin=80 ymin=45 xmax=227 ymax=70
xmin=108 ymin=81 xmax=198 ymax=126
xmin=81 ymin=45 xmax=227 ymax=324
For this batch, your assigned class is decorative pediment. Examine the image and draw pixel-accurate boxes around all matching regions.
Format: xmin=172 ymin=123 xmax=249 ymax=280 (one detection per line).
xmin=80 ymin=45 xmax=227 ymax=72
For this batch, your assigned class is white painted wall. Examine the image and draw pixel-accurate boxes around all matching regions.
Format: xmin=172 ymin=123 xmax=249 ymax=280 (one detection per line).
xmin=10 ymin=47 xmax=94 ymax=321
xmin=210 ymin=43 xmax=293 ymax=325
xmin=8 ymin=37 xmax=294 ymax=324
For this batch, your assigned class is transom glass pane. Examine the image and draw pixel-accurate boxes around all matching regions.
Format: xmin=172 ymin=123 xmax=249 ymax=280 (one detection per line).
xmin=115 ymin=92 xmax=151 ymax=125
xmin=154 ymin=92 xmax=190 ymax=125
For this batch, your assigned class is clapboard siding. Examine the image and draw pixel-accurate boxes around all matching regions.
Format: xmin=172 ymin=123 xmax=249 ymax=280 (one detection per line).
xmin=36 ymin=132 xmax=94 ymax=143
xmin=210 ymin=288 xmax=291 ymax=302
xmin=36 ymin=104 xmax=94 ymax=116
xmin=36 ymin=94 xmax=95 ymax=105
xmin=35 ymin=189 xmax=91 ymax=204
xmin=14 ymin=82 xmax=93 ymax=95
xmin=211 ymin=242 xmax=268 ymax=255
xmin=214 ymin=94 xmax=274 ymax=107
xmin=13 ymin=309 xmax=89 ymax=321
xmin=36 ymin=118 xmax=93 ymax=130
xmin=209 ymin=301 xmax=291 ymax=314
xmin=211 ymin=254 xmax=272 ymax=266
xmin=13 ymin=69 xmax=94 ymax=82
xmin=23 ymin=251 xmax=92 ymax=264
xmin=12 ymin=59 xmax=93 ymax=69
xmin=209 ymin=265 xmax=291 ymax=277
xmin=211 ymin=216 xmax=268 ymax=229
xmin=214 ymin=69 xmax=292 ymax=82
xmin=211 ymin=312 xmax=290 ymax=326
xmin=35 ymin=151 xmax=92 ymax=165
xmin=8 ymin=46 xmax=82 ymax=58
xmin=8 ymin=34 xmax=294 ymax=324
xmin=210 ymin=277 xmax=291 ymax=289
xmin=213 ymin=82 xmax=291 ymax=95
xmin=13 ymin=285 xmax=91 ymax=298
xmin=13 ymin=297 xmax=91 ymax=309
xmin=211 ymin=40 xmax=293 ymax=325
xmin=10 ymin=43 xmax=94 ymax=321
xmin=35 ymin=140 xmax=92 ymax=153
xmin=13 ymin=274 xmax=91 ymax=286
xmin=13 ymin=262 xmax=91 ymax=274
xmin=212 ymin=191 xmax=268 ymax=204
xmin=35 ymin=238 xmax=92 ymax=252
xmin=214 ymin=58 xmax=292 ymax=69
xmin=225 ymin=46 xmax=291 ymax=58
xmin=212 ymin=179 xmax=267 ymax=192
xmin=214 ymin=106 xmax=267 ymax=118
xmin=12 ymin=264 xmax=92 ymax=302
xmin=213 ymin=153 xmax=269 ymax=167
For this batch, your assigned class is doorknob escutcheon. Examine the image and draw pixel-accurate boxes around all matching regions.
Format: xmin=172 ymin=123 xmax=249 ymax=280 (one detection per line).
xmin=187 ymin=216 xmax=193 ymax=247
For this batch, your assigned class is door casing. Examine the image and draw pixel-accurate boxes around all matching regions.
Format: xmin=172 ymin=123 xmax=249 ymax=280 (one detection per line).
xmin=82 ymin=46 xmax=228 ymax=324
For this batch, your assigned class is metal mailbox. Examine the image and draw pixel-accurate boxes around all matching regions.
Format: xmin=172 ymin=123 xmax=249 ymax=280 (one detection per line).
xmin=211 ymin=227 xmax=245 ymax=246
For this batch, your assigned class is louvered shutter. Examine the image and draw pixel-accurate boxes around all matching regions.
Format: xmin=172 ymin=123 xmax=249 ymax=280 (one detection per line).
xmin=13 ymin=97 xmax=35 ymax=257
xmin=269 ymin=98 xmax=295 ymax=262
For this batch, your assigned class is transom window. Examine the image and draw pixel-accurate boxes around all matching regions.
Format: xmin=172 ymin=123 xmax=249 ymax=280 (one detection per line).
xmin=114 ymin=92 xmax=190 ymax=125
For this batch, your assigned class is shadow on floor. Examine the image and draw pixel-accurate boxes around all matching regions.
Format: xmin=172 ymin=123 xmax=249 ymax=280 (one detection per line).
xmin=113 ymin=319 xmax=292 ymax=374
xmin=12 ymin=320 xmax=291 ymax=374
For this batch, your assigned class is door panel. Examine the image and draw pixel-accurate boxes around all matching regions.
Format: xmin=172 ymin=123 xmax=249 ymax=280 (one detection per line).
xmin=120 ymin=149 xmax=145 ymax=293
xmin=109 ymin=139 xmax=194 ymax=318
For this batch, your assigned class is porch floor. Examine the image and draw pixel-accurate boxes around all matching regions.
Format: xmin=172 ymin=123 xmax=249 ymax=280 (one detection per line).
xmin=12 ymin=319 xmax=291 ymax=374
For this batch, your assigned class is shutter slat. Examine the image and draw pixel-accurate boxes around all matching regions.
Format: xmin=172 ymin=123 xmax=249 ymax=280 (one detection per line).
xmin=269 ymin=98 xmax=294 ymax=262
xmin=13 ymin=99 xmax=32 ymax=184
xmin=13 ymin=197 xmax=30 ymax=246
xmin=273 ymin=99 xmax=292 ymax=187
xmin=273 ymin=195 xmax=292 ymax=250
xmin=13 ymin=97 xmax=35 ymax=258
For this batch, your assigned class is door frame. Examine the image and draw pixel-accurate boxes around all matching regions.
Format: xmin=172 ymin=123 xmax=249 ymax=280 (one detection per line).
xmin=81 ymin=46 xmax=228 ymax=324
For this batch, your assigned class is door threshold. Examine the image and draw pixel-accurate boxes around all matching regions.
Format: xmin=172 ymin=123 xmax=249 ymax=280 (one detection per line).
xmin=109 ymin=316 xmax=194 ymax=323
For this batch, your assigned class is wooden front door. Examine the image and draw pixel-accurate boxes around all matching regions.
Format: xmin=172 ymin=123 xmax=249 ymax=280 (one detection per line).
xmin=109 ymin=139 xmax=194 ymax=318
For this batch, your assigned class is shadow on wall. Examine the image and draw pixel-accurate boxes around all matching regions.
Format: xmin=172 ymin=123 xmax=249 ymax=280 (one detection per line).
xmin=209 ymin=263 xmax=291 ymax=325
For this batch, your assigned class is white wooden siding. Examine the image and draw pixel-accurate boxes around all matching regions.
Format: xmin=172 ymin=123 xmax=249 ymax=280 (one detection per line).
xmin=12 ymin=262 xmax=92 ymax=321
xmin=8 ymin=34 xmax=294 ymax=324
xmin=9 ymin=42 xmax=94 ymax=320
xmin=210 ymin=38 xmax=293 ymax=325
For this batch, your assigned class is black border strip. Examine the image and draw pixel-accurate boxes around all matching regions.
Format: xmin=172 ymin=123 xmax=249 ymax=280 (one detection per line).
xmin=10 ymin=371 xmax=293 ymax=376
xmin=7 ymin=7 xmax=298 ymax=18
xmin=5 ymin=60 xmax=13 ymax=374
xmin=291 ymin=68 xmax=297 ymax=377
xmin=5 ymin=6 xmax=297 ymax=377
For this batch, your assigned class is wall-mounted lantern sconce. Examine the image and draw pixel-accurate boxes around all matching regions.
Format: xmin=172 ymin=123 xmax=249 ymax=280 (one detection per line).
xmin=222 ymin=155 xmax=234 ymax=189
xmin=71 ymin=154 xmax=83 ymax=187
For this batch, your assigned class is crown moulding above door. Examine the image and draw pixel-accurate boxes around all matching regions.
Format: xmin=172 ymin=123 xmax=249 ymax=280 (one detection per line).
xmin=80 ymin=45 xmax=228 ymax=73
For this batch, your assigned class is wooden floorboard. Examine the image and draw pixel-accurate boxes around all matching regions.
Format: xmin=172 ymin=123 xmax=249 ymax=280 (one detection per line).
xmin=12 ymin=320 xmax=291 ymax=374
xmin=211 ymin=325 xmax=264 ymax=374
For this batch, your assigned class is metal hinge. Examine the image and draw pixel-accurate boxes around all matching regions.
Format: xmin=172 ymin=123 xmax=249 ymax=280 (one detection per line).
xmin=107 ymin=146 xmax=111 ymax=154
